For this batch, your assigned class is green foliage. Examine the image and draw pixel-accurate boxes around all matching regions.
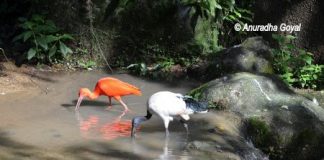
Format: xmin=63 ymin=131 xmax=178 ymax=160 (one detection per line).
xmin=182 ymin=0 xmax=254 ymax=54
xmin=77 ymin=60 xmax=97 ymax=70
xmin=13 ymin=14 xmax=74 ymax=63
xmin=182 ymin=0 xmax=236 ymax=19
xmin=247 ymin=116 xmax=281 ymax=157
xmin=248 ymin=117 xmax=271 ymax=144
xmin=112 ymin=0 xmax=254 ymax=79
xmin=188 ymin=83 xmax=208 ymax=100
xmin=272 ymin=34 xmax=324 ymax=89
xmin=126 ymin=57 xmax=184 ymax=80
xmin=126 ymin=63 xmax=148 ymax=76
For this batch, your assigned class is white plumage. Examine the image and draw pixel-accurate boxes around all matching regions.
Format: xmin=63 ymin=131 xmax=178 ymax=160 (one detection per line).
xmin=149 ymin=91 xmax=190 ymax=121
xmin=131 ymin=91 xmax=208 ymax=137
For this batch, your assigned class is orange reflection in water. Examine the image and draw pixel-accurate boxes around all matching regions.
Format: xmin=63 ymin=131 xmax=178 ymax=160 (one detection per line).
xmin=80 ymin=116 xmax=99 ymax=131
xmin=77 ymin=112 xmax=139 ymax=141
xmin=100 ymin=119 xmax=133 ymax=140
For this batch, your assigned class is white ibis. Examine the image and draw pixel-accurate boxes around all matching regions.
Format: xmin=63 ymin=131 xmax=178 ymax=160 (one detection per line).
xmin=131 ymin=91 xmax=209 ymax=137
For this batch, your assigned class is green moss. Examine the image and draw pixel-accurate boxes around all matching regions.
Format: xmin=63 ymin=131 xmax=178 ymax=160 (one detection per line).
xmin=247 ymin=117 xmax=285 ymax=159
xmin=262 ymin=64 xmax=274 ymax=74
xmin=247 ymin=117 xmax=272 ymax=146
xmin=188 ymin=83 xmax=222 ymax=109
xmin=188 ymin=83 xmax=209 ymax=100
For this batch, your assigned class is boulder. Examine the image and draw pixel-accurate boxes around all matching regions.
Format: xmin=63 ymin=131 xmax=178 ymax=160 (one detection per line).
xmin=218 ymin=37 xmax=274 ymax=74
xmin=185 ymin=111 xmax=269 ymax=160
xmin=189 ymin=72 xmax=324 ymax=160
xmin=188 ymin=37 xmax=274 ymax=81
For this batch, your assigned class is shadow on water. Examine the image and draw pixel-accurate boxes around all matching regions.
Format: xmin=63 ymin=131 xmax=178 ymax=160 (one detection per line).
xmin=65 ymin=142 xmax=146 ymax=160
xmin=61 ymin=99 xmax=113 ymax=108
xmin=0 ymin=130 xmax=31 ymax=150
xmin=0 ymin=129 xmax=64 ymax=159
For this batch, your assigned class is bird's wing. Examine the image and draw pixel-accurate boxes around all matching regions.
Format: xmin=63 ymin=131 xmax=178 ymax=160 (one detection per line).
xmin=98 ymin=77 xmax=141 ymax=96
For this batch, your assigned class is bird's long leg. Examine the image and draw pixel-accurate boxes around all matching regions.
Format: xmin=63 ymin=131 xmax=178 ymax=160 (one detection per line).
xmin=162 ymin=135 xmax=170 ymax=158
xmin=163 ymin=117 xmax=170 ymax=137
xmin=105 ymin=97 xmax=113 ymax=110
xmin=116 ymin=111 xmax=126 ymax=120
xmin=116 ymin=98 xmax=131 ymax=113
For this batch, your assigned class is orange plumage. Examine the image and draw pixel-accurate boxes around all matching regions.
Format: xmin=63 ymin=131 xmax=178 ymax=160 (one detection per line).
xmin=75 ymin=77 xmax=141 ymax=112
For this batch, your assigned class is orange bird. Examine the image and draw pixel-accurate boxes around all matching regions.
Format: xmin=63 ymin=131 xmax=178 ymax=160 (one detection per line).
xmin=75 ymin=77 xmax=142 ymax=112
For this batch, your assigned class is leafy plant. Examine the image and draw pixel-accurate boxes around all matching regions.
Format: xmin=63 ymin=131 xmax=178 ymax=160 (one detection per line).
xmin=126 ymin=63 xmax=148 ymax=76
xmin=126 ymin=57 xmax=180 ymax=80
xmin=13 ymin=14 xmax=74 ymax=63
xmin=298 ymin=64 xmax=323 ymax=88
xmin=77 ymin=60 xmax=97 ymax=70
xmin=181 ymin=0 xmax=254 ymax=54
xmin=272 ymin=34 xmax=324 ymax=89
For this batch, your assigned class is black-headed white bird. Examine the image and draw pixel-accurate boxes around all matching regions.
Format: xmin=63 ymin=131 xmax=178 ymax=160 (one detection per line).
xmin=131 ymin=91 xmax=208 ymax=137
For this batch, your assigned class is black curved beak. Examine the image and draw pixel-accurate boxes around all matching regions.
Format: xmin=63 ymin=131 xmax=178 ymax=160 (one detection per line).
xmin=131 ymin=119 xmax=137 ymax=138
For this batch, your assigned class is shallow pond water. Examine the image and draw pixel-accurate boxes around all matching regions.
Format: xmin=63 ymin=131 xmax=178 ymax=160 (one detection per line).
xmin=0 ymin=71 xmax=267 ymax=160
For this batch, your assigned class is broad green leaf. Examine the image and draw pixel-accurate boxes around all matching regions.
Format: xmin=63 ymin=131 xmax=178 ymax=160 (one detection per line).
xmin=305 ymin=57 xmax=312 ymax=65
xmin=59 ymin=41 xmax=73 ymax=56
xmin=237 ymin=8 xmax=253 ymax=15
xmin=233 ymin=10 xmax=241 ymax=18
xmin=286 ymin=44 xmax=295 ymax=50
xmin=45 ymin=20 xmax=57 ymax=29
xmin=23 ymin=21 xmax=34 ymax=29
xmin=228 ymin=15 xmax=236 ymax=20
xmin=27 ymin=48 xmax=36 ymax=60
xmin=23 ymin=31 xmax=33 ymax=42
xmin=48 ymin=45 xmax=57 ymax=58
xmin=126 ymin=63 xmax=139 ymax=69
xmin=37 ymin=36 xmax=48 ymax=50
xmin=215 ymin=3 xmax=222 ymax=9
xmin=306 ymin=52 xmax=313 ymax=56
xmin=59 ymin=34 xmax=74 ymax=40
xmin=31 ymin=14 xmax=44 ymax=23
xmin=45 ymin=35 xmax=58 ymax=43
xmin=285 ymin=35 xmax=296 ymax=40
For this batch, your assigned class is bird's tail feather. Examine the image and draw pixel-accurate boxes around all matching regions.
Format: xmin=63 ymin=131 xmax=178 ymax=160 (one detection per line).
xmin=184 ymin=97 xmax=208 ymax=113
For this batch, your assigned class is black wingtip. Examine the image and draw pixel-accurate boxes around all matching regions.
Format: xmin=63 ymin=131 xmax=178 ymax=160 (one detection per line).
xmin=184 ymin=97 xmax=209 ymax=113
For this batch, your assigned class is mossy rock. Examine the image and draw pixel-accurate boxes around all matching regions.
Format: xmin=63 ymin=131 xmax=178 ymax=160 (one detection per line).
xmin=216 ymin=37 xmax=274 ymax=75
xmin=190 ymin=72 xmax=324 ymax=160
xmin=188 ymin=37 xmax=274 ymax=81
xmin=246 ymin=117 xmax=283 ymax=159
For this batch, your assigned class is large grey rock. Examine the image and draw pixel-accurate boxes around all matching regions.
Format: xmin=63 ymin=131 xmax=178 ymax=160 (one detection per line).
xmin=218 ymin=37 xmax=274 ymax=74
xmin=185 ymin=112 xmax=269 ymax=160
xmin=188 ymin=37 xmax=274 ymax=81
xmin=189 ymin=72 xmax=324 ymax=160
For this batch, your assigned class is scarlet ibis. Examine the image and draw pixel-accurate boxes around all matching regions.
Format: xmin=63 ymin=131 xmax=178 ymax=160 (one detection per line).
xmin=131 ymin=91 xmax=208 ymax=137
xmin=75 ymin=77 xmax=142 ymax=112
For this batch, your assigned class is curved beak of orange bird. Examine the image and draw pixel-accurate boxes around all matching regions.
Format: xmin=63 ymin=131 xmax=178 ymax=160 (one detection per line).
xmin=75 ymin=95 xmax=84 ymax=110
